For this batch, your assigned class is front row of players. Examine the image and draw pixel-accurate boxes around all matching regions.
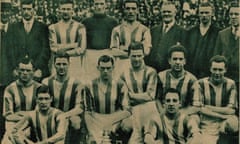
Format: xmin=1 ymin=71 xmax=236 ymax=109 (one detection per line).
xmin=3 ymin=42 xmax=238 ymax=144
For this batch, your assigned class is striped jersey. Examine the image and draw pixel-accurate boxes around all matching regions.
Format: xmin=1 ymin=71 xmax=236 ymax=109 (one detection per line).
xmin=83 ymin=78 xmax=128 ymax=114
xmin=158 ymin=70 xmax=197 ymax=107
xmin=110 ymin=21 xmax=151 ymax=54
xmin=42 ymin=76 xmax=84 ymax=112
xmin=3 ymin=80 xmax=41 ymax=117
xmin=48 ymin=20 xmax=86 ymax=79
xmin=120 ymin=65 xmax=158 ymax=106
xmin=15 ymin=107 xmax=66 ymax=143
xmin=192 ymin=77 xmax=237 ymax=108
xmin=146 ymin=112 xmax=199 ymax=144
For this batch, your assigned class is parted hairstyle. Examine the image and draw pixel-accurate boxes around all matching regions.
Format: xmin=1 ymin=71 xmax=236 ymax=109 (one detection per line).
xmin=21 ymin=0 xmax=35 ymax=7
xmin=36 ymin=85 xmax=51 ymax=97
xmin=98 ymin=55 xmax=114 ymax=66
xmin=167 ymin=43 xmax=187 ymax=59
xmin=17 ymin=56 xmax=35 ymax=69
xmin=209 ymin=55 xmax=228 ymax=68
xmin=128 ymin=41 xmax=144 ymax=56
xmin=163 ymin=88 xmax=181 ymax=101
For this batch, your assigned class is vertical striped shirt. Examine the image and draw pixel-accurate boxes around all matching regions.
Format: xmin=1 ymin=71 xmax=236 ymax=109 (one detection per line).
xmin=146 ymin=112 xmax=199 ymax=144
xmin=120 ymin=65 xmax=158 ymax=106
xmin=158 ymin=70 xmax=197 ymax=107
xmin=110 ymin=21 xmax=151 ymax=55
xmin=14 ymin=107 xmax=66 ymax=143
xmin=83 ymin=78 xmax=128 ymax=114
xmin=193 ymin=77 xmax=237 ymax=108
xmin=42 ymin=76 xmax=84 ymax=112
xmin=3 ymin=80 xmax=41 ymax=117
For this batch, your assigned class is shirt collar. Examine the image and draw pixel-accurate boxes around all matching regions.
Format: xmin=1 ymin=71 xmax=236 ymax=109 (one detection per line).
xmin=163 ymin=20 xmax=175 ymax=29
xmin=0 ymin=22 xmax=8 ymax=32
xmin=23 ymin=18 xmax=34 ymax=26
xmin=16 ymin=79 xmax=34 ymax=87
xmin=122 ymin=20 xmax=140 ymax=27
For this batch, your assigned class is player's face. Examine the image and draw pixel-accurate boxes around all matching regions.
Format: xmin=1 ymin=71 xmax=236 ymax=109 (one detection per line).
xmin=94 ymin=0 xmax=106 ymax=15
xmin=1 ymin=9 xmax=11 ymax=23
xmin=18 ymin=63 xmax=34 ymax=83
xmin=124 ymin=2 xmax=138 ymax=23
xmin=229 ymin=7 xmax=240 ymax=27
xmin=21 ymin=4 xmax=34 ymax=21
xmin=164 ymin=92 xmax=181 ymax=114
xmin=199 ymin=6 xmax=213 ymax=25
xmin=37 ymin=93 xmax=52 ymax=111
xmin=210 ymin=62 xmax=226 ymax=83
xmin=98 ymin=61 xmax=114 ymax=81
xmin=54 ymin=58 xmax=69 ymax=76
xmin=59 ymin=3 xmax=73 ymax=21
xmin=130 ymin=49 xmax=144 ymax=69
xmin=161 ymin=4 xmax=176 ymax=24
xmin=168 ymin=52 xmax=185 ymax=72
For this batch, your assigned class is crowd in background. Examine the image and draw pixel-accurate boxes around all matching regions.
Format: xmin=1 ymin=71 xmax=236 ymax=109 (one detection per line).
xmin=6 ymin=0 xmax=234 ymax=29
xmin=0 ymin=0 xmax=239 ymax=144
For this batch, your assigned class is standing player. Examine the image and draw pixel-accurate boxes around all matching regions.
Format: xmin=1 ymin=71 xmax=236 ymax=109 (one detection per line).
xmin=2 ymin=56 xmax=41 ymax=143
xmin=42 ymin=54 xmax=85 ymax=144
xmin=49 ymin=0 xmax=86 ymax=80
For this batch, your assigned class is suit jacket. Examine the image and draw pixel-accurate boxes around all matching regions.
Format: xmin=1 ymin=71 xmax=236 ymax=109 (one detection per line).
xmin=186 ymin=24 xmax=220 ymax=78
xmin=7 ymin=20 xmax=50 ymax=78
xmin=214 ymin=27 xmax=239 ymax=83
xmin=146 ymin=23 xmax=186 ymax=72
xmin=1 ymin=23 xmax=12 ymax=85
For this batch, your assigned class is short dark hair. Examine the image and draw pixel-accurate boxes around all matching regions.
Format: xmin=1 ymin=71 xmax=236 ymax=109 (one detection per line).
xmin=229 ymin=1 xmax=239 ymax=9
xmin=59 ymin=0 xmax=74 ymax=5
xmin=123 ymin=0 xmax=139 ymax=8
xmin=209 ymin=55 xmax=228 ymax=68
xmin=17 ymin=55 xmax=35 ymax=69
xmin=167 ymin=43 xmax=187 ymax=59
xmin=21 ymin=0 xmax=35 ymax=8
xmin=98 ymin=55 xmax=114 ymax=66
xmin=160 ymin=1 xmax=176 ymax=9
xmin=36 ymin=85 xmax=51 ymax=97
xmin=198 ymin=2 xmax=214 ymax=12
xmin=128 ymin=42 xmax=144 ymax=56
xmin=163 ymin=88 xmax=180 ymax=100
xmin=54 ymin=54 xmax=70 ymax=63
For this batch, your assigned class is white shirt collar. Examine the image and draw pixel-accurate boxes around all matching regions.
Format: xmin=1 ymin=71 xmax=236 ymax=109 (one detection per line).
xmin=0 ymin=22 xmax=8 ymax=32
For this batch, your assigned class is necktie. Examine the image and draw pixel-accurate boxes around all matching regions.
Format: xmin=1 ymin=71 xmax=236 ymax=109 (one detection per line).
xmin=163 ymin=24 xmax=168 ymax=34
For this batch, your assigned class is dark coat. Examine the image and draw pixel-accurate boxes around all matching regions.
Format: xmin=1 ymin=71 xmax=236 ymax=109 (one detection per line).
xmin=185 ymin=24 xmax=220 ymax=78
xmin=214 ymin=27 xmax=239 ymax=83
xmin=146 ymin=23 xmax=186 ymax=72
xmin=7 ymin=20 xmax=50 ymax=78
xmin=0 ymin=23 xmax=13 ymax=85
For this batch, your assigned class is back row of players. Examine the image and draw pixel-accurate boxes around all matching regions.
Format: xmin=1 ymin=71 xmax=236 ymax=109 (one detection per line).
xmin=1 ymin=0 xmax=239 ymax=144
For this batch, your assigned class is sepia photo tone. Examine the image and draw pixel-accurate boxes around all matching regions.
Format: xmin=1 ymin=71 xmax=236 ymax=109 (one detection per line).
xmin=0 ymin=0 xmax=239 ymax=144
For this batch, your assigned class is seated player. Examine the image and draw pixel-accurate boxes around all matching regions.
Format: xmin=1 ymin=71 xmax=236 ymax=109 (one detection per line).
xmin=83 ymin=55 xmax=130 ymax=143
xmin=144 ymin=88 xmax=202 ymax=144
xmin=12 ymin=85 xmax=67 ymax=144
xmin=192 ymin=55 xmax=238 ymax=144
xmin=158 ymin=43 xmax=197 ymax=109
xmin=2 ymin=56 xmax=41 ymax=143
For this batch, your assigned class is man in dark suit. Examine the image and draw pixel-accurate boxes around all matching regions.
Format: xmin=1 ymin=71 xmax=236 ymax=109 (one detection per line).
xmin=146 ymin=1 xmax=186 ymax=72
xmin=214 ymin=1 xmax=239 ymax=89
xmin=186 ymin=2 xmax=220 ymax=78
xmin=0 ymin=0 xmax=12 ymax=139
xmin=7 ymin=0 xmax=50 ymax=81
